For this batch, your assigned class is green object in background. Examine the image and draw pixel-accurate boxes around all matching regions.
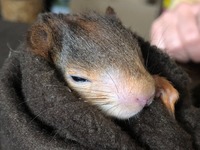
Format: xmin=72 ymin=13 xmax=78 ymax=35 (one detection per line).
xmin=163 ymin=0 xmax=172 ymax=9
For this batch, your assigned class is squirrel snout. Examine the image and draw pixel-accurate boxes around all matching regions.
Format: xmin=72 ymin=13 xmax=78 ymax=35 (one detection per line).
xmin=135 ymin=92 xmax=155 ymax=107
xmin=136 ymin=76 xmax=156 ymax=107
xmin=91 ymin=71 xmax=156 ymax=119
xmin=116 ymin=75 xmax=156 ymax=106
xmin=117 ymin=85 xmax=155 ymax=107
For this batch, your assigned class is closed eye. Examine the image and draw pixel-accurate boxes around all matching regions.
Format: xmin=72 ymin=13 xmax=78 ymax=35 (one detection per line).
xmin=70 ymin=75 xmax=91 ymax=83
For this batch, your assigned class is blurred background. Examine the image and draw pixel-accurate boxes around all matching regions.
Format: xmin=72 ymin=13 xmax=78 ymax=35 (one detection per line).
xmin=0 ymin=0 xmax=161 ymax=67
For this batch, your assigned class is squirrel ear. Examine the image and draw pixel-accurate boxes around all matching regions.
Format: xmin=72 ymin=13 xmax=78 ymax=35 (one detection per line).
xmin=27 ymin=23 xmax=53 ymax=60
xmin=105 ymin=6 xmax=116 ymax=16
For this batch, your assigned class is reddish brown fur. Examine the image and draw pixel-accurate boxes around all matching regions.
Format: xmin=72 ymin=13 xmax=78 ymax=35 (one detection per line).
xmin=105 ymin=6 xmax=116 ymax=16
xmin=27 ymin=23 xmax=52 ymax=59
xmin=154 ymin=75 xmax=179 ymax=117
xmin=77 ymin=19 xmax=99 ymax=33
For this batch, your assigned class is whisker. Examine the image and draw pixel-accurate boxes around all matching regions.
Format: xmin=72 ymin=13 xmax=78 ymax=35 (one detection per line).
xmin=105 ymin=71 xmax=124 ymax=105
xmin=151 ymin=23 xmax=170 ymax=50
xmin=27 ymin=109 xmax=48 ymax=125
xmin=106 ymin=71 xmax=119 ymax=93
xmin=145 ymin=45 xmax=150 ymax=68
xmin=86 ymin=97 xmax=107 ymax=99
xmin=48 ymin=131 xmax=59 ymax=144
xmin=104 ymin=102 xmax=120 ymax=114
xmin=86 ymin=98 xmax=113 ymax=104
xmin=74 ymin=87 xmax=111 ymax=94
xmin=93 ymin=101 xmax=113 ymax=106
xmin=43 ymin=84 xmax=65 ymax=87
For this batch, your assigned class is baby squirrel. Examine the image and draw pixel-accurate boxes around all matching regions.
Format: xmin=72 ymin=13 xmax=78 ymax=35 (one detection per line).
xmin=27 ymin=7 xmax=179 ymax=119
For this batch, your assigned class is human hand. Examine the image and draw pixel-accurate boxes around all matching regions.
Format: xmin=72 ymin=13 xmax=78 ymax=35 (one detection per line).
xmin=151 ymin=3 xmax=200 ymax=63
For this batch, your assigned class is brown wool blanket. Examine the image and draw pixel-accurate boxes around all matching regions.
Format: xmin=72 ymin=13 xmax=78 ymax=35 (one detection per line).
xmin=0 ymin=41 xmax=200 ymax=149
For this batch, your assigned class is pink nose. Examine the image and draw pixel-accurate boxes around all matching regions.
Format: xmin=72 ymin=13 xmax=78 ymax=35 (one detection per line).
xmin=136 ymin=94 xmax=154 ymax=106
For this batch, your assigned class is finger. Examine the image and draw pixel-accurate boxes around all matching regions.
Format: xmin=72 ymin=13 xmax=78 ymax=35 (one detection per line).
xmin=161 ymin=12 xmax=189 ymax=62
xmin=190 ymin=8 xmax=200 ymax=62
xmin=177 ymin=4 xmax=200 ymax=62
xmin=150 ymin=19 xmax=165 ymax=50
xmin=186 ymin=40 xmax=200 ymax=62
xmin=191 ymin=3 xmax=200 ymax=15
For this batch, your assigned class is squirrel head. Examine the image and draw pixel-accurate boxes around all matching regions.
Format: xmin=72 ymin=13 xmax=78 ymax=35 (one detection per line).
xmin=27 ymin=8 xmax=156 ymax=119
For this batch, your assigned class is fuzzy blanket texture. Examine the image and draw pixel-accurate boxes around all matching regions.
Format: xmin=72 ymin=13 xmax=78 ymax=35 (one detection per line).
xmin=0 ymin=36 xmax=200 ymax=149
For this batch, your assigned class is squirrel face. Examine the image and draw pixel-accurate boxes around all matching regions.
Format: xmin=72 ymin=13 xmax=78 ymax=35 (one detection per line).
xmin=65 ymin=67 xmax=155 ymax=119
xmin=27 ymin=11 xmax=155 ymax=119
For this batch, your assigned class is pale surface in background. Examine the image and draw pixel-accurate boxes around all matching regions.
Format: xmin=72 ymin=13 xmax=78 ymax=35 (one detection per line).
xmin=70 ymin=0 xmax=160 ymax=40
